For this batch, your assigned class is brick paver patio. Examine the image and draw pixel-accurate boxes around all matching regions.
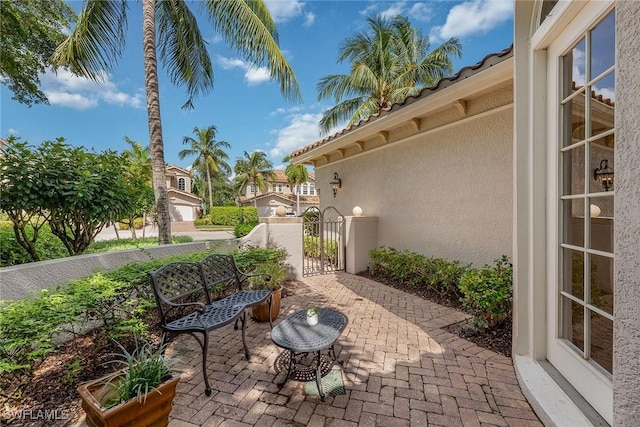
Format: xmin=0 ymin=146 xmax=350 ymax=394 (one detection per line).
xmin=166 ymin=272 xmax=542 ymax=426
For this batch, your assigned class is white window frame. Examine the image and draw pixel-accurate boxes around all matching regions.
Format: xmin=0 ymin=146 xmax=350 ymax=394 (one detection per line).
xmin=541 ymin=1 xmax=614 ymax=423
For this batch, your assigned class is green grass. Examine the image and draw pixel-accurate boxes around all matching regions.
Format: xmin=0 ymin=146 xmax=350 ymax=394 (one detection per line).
xmin=85 ymin=236 xmax=193 ymax=253
xmin=194 ymin=224 xmax=234 ymax=231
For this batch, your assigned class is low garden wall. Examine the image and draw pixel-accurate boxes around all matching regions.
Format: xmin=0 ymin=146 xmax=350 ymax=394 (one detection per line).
xmin=0 ymin=240 xmax=238 ymax=301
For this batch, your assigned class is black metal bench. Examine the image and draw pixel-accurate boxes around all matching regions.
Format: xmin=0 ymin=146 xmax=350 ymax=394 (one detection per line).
xmin=150 ymin=254 xmax=272 ymax=396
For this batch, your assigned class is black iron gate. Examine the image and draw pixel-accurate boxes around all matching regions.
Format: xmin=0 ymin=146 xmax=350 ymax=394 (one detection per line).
xmin=302 ymin=206 xmax=345 ymax=276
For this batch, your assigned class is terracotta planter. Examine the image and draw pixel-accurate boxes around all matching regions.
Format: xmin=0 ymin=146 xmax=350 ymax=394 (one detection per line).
xmin=252 ymin=288 xmax=282 ymax=322
xmin=78 ymin=372 xmax=180 ymax=427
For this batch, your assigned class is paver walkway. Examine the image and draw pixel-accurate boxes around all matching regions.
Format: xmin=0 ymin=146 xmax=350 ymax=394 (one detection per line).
xmin=166 ymin=272 xmax=542 ymax=427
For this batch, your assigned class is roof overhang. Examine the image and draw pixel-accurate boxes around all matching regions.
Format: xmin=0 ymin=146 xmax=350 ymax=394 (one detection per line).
xmin=292 ymin=50 xmax=513 ymax=166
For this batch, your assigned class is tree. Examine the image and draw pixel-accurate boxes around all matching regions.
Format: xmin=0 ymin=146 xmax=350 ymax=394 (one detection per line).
xmin=121 ymin=137 xmax=155 ymax=239
xmin=233 ymin=151 xmax=275 ymax=209
xmin=317 ymin=14 xmax=461 ymax=134
xmin=283 ymin=155 xmax=309 ymax=215
xmin=0 ymin=139 xmax=132 ymax=258
xmin=51 ymin=0 xmax=301 ymax=245
xmin=179 ymin=126 xmax=231 ymax=213
xmin=0 ymin=0 xmax=76 ymax=105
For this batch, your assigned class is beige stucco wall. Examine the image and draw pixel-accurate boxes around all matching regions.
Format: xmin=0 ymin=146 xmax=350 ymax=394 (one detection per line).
xmin=317 ymin=98 xmax=513 ymax=267
xmin=613 ymin=1 xmax=640 ymax=424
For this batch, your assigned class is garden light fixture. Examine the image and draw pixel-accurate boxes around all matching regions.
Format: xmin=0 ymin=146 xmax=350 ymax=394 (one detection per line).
xmin=330 ymin=172 xmax=341 ymax=197
xmin=593 ymin=159 xmax=614 ymax=191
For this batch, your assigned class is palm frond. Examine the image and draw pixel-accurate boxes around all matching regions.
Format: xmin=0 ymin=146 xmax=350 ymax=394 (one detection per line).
xmin=156 ymin=0 xmax=213 ymax=109
xmin=205 ymin=0 xmax=301 ymax=102
xmin=318 ymin=97 xmax=367 ymax=135
xmin=51 ymin=0 xmax=127 ymax=81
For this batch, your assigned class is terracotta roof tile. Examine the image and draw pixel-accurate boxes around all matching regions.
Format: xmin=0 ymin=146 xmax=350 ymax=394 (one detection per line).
xmin=291 ymin=45 xmax=513 ymax=159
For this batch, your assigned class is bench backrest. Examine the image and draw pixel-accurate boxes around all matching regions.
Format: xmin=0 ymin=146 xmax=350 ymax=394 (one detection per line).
xmin=199 ymin=254 xmax=244 ymax=300
xmin=149 ymin=261 xmax=209 ymax=323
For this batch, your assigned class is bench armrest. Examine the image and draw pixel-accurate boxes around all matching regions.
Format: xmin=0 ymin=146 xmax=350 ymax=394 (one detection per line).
xmin=160 ymin=298 xmax=206 ymax=314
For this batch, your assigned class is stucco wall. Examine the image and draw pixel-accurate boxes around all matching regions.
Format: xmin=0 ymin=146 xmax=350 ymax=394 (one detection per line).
xmin=0 ymin=240 xmax=236 ymax=301
xmin=613 ymin=1 xmax=640 ymax=424
xmin=318 ymin=102 xmax=513 ymax=267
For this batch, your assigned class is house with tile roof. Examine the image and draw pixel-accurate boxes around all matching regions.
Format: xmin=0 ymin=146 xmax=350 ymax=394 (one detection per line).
xmin=291 ymin=1 xmax=640 ymax=425
xmin=237 ymin=170 xmax=319 ymax=217
xmin=164 ymin=165 xmax=202 ymax=221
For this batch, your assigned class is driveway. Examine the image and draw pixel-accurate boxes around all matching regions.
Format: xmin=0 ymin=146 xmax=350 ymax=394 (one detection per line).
xmin=94 ymin=224 xmax=234 ymax=242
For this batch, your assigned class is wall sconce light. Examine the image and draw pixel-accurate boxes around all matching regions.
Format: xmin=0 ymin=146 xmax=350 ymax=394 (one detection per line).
xmin=593 ymin=159 xmax=614 ymax=191
xmin=330 ymin=172 xmax=342 ymax=198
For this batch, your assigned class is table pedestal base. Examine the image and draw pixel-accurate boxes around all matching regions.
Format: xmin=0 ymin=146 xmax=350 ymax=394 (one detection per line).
xmin=274 ymin=350 xmax=335 ymax=399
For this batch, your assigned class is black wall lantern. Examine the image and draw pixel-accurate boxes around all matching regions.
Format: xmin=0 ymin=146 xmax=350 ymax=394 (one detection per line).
xmin=594 ymin=159 xmax=614 ymax=191
xmin=330 ymin=172 xmax=341 ymax=197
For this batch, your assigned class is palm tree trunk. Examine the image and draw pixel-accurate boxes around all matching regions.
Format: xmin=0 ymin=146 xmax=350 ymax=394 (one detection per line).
xmin=206 ymin=164 xmax=214 ymax=211
xmin=142 ymin=0 xmax=171 ymax=245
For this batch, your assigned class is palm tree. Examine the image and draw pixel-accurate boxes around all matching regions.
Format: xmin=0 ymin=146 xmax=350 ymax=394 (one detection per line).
xmin=179 ymin=125 xmax=231 ymax=213
xmin=51 ymin=0 xmax=301 ymax=244
xmin=283 ymin=155 xmax=309 ymax=215
xmin=233 ymin=151 xmax=275 ymax=209
xmin=317 ymin=14 xmax=461 ymax=134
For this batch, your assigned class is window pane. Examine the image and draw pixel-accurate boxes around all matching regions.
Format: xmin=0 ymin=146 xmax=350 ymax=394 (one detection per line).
xmin=562 ymin=145 xmax=584 ymax=195
xmin=563 ymin=200 xmax=584 ymax=246
xmin=590 ymin=254 xmax=613 ymax=315
xmin=590 ymin=311 xmax=613 ymax=374
xmin=563 ymin=249 xmax=584 ymax=299
xmin=590 ymin=134 xmax=615 ymax=193
xmin=590 ymin=10 xmax=615 ymax=80
xmin=563 ymin=38 xmax=586 ymax=98
xmin=563 ymin=98 xmax=586 ymax=144
xmin=562 ymin=296 xmax=585 ymax=353
xmin=589 ymin=71 xmax=615 ymax=138
xmin=590 ymin=213 xmax=613 ymax=252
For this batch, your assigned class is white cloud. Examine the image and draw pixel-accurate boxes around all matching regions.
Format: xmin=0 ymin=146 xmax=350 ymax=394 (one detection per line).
xmin=269 ymin=113 xmax=323 ymax=159
xmin=245 ymin=67 xmax=271 ymax=85
xmin=44 ymin=90 xmax=98 ymax=110
xmin=408 ymin=3 xmax=432 ymax=22
xmin=379 ymin=2 xmax=406 ymax=19
xmin=7 ymin=128 xmax=19 ymax=135
xmin=433 ymin=0 xmax=513 ymax=40
xmin=40 ymin=68 xmax=143 ymax=110
xmin=217 ymin=56 xmax=273 ymax=86
xmin=304 ymin=12 xmax=315 ymax=27
xmin=265 ymin=0 xmax=305 ymax=23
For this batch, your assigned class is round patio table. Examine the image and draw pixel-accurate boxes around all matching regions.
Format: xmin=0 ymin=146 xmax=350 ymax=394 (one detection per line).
xmin=271 ymin=308 xmax=348 ymax=400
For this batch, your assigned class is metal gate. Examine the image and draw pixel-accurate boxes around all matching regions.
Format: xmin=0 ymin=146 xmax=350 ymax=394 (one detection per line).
xmin=302 ymin=206 xmax=345 ymax=276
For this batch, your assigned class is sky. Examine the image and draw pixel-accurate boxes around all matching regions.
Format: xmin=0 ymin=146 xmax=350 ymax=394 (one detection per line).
xmin=1 ymin=0 xmax=514 ymax=172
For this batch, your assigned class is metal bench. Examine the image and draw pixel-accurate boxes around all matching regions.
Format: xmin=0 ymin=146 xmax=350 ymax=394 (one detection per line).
xmin=150 ymin=255 xmax=272 ymax=396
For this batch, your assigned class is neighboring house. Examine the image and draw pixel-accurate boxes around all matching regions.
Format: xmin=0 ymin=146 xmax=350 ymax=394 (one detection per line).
xmin=291 ymin=1 xmax=640 ymax=425
xmin=237 ymin=170 xmax=319 ymax=217
xmin=165 ymin=165 xmax=201 ymax=221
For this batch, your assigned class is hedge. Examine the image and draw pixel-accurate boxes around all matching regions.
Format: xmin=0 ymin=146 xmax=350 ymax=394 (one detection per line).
xmin=208 ymin=207 xmax=258 ymax=226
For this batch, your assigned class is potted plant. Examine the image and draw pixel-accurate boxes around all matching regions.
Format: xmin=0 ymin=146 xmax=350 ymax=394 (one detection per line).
xmin=306 ymin=306 xmax=319 ymax=326
xmin=77 ymin=338 xmax=180 ymax=427
xmin=250 ymin=262 xmax=286 ymax=322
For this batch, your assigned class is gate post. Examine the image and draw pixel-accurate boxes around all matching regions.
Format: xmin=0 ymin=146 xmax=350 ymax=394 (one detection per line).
xmin=258 ymin=217 xmax=304 ymax=279
xmin=345 ymin=216 xmax=378 ymax=274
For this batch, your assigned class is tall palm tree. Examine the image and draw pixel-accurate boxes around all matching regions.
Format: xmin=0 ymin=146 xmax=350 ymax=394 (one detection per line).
xmin=317 ymin=14 xmax=461 ymax=134
xmin=233 ymin=151 xmax=275 ymax=209
xmin=51 ymin=0 xmax=301 ymax=244
xmin=179 ymin=125 xmax=231 ymax=212
xmin=283 ymin=154 xmax=309 ymax=215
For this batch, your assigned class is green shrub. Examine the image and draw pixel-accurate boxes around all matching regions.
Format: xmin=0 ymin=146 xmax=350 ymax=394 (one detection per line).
xmin=118 ymin=218 xmax=145 ymax=230
xmin=234 ymin=221 xmax=258 ymax=238
xmin=194 ymin=218 xmax=211 ymax=226
xmin=209 ymin=207 xmax=257 ymax=226
xmin=0 ymin=222 xmax=68 ymax=267
xmin=85 ymin=236 xmax=192 ymax=254
xmin=303 ymin=235 xmax=338 ymax=262
xmin=249 ymin=262 xmax=286 ymax=290
xmin=0 ymin=245 xmax=285 ymax=374
xmin=368 ymin=247 xmax=467 ymax=297
xmin=458 ymin=256 xmax=513 ymax=330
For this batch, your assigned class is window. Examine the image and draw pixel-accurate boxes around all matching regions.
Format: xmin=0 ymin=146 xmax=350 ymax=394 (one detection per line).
xmin=178 ymin=177 xmax=186 ymax=191
xmin=274 ymin=184 xmax=283 ymax=193
xmin=559 ymin=9 xmax=615 ymax=375
xmin=250 ymin=184 xmax=258 ymax=195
